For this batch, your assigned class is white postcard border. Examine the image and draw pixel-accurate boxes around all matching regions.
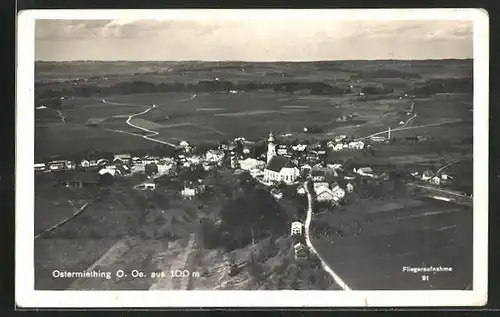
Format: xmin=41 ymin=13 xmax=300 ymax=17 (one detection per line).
xmin=16 ymin=8 xmax=489 ymax=307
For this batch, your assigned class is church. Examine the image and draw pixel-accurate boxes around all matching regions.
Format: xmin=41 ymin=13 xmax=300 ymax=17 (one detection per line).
xmin=263 ymin=132 xmax=300 ymax=185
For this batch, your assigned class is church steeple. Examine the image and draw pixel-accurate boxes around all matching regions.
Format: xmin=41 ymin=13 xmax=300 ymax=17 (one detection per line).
xmin=267 ymin=132 xmax=276 ymax=164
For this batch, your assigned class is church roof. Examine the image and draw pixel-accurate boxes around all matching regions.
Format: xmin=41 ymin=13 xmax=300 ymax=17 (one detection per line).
xmin=266 ymin=156 xmax=294 ymax=172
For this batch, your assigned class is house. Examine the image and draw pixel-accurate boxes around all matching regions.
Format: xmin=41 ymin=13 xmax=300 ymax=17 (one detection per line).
xmin=34 ymin=162 xmax=46 ymax=172
xmin=264 ymin=156 xmax=300 ymax=185
xmin=80 ymin=159 xmax=90 ymax=168
xmin=327 ymin=163 xmax=343 ymax=171
xmin=250 ymin=168 xmax=264 ymax=178
xmin=143 ymin=179 xmax=156 ymax=190
xmin=291 ymin=221 xmax=303 ymax=236
xmin=97 ymin=158 xmax=109 ymax=166
xmin=356 ymin=167 xmax=375 ymax=178
xmin=239 ymin=158 xmax=265 ymax=171
xmin=188 ymin=155 xmax=203 ymax=165
xmin=293 ymin=242 xmax=309 ymax=260
xmin=277 ymin=145 xmax=288 ymax=156
xmin=316 ymin=186 xmax=335 ymax=202
xmin=206 ymin=150 xmax=225 ymax=163
xmin=157 ymin=163 xmax=174 ymax=175
xmin=99 ymin=168 xmax=118 ymax=177
xmin=331 ymin=184 xmax=346 ymax=202
xmin=346 ymin=182 xmax=354 ymax=193
xmin=332 ymin=143 xmax=344 ymax=152
xmin=181 ymin=182 xmax=198 ymax=199
xmin=430 ymin=176 xmax=441 ymax=186
xmin=300 ymin=164 xmax=312 ymax=173
xmin=113 ymin=153 xmax=131 ymax=164
xmin=441 ymin=173 xmax=453 ymax=180
xmin=291 ymin=144 xmax=307 ymax=152
xmin=48 ymin=160 xmax=66 ymax=171
xmin=65 ymin=161 xmax=76 ymax=169
xmin=421 ymin=170 xmax=435 ymax=181
xmin=348 ymin=141 xmax=365 ymax=150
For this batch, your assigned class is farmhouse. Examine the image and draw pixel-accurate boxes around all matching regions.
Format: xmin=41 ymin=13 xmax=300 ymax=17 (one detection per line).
xmin=430 ymin=176 xmax=441 ymax=186
xmin=331 ymin=184 xmax=346 ymax=202
xmin=355 ymin=167 xmax=375 ymax=178
xmin=206 ymin=150 xmax=225 ymax=163
xmin=48 ymin=160 xmax=66 ymax=171
xmin=80 ymin=159 xmax=90 ymax=168
xmin=239 ymin=158 xmax=265 ymax=171
xmin=346 ymin=182 xmax=354 ymax=193
xmin=34 ymin=163 xmax=46 ymax=172
xmin=293 ymin=242 xmax=309 ymax=260
xmin=291 ymin=221 xmax=303 ymax=236
xmin=180 ymin=179 xmax=206 ymax=199
xmin=422 ymin=170 xmax=435 ymax=181
xmin=143 ymin=179 xmax=156 ymax=190
xmin=315 ymin=186 xmax=335 ymax=202
xmin=264 ymin=156 xmax=300 ymax=185
xmin=113 ymin=153 xmax=131 ymax=163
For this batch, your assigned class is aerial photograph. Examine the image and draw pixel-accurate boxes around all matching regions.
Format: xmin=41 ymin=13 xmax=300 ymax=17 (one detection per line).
xmin=33 ymin=17 xmax=473 ymax=291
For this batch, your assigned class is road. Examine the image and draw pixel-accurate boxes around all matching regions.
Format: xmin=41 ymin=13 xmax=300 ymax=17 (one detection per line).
xmin=356 ymin=118 xmax=462 ymax=141
xmin=101 ymin=99 xmax=178 ymax=148
xmin=34 ymin=202 xmax=90 ymax=240
xmin=303 ymin=181 xmax=351 ymax=291
xmin=436 ymin=159 xmax=466 ymax=175
xmin=408 ymin=183 xmax=472 ymax=200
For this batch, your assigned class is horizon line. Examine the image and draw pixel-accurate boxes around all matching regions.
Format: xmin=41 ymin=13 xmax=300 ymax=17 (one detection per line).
xmin=35 ymin=58 xmax=473 ymax=63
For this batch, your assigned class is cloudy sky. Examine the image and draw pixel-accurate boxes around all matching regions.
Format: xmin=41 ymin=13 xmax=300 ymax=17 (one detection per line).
xmin=35 ymin=19 xmax=473 ymax=61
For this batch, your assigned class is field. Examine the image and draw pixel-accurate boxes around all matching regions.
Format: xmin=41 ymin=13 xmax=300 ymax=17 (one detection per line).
xmin=34 ymin=60 xmax=473 ymax=158
xmin=311 ymin=195 xmax=473 ymax=290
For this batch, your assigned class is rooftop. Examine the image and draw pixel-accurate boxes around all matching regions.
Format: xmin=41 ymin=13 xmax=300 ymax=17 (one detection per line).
xmin=266 ymin=156 xmax=294 ymax=172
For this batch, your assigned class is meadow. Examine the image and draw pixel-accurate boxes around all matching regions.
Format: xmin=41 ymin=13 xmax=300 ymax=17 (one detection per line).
xmin=311 ymin=195 xmax=473 ymax=290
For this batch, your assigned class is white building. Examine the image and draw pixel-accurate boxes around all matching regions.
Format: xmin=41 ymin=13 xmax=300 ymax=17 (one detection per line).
xmin=206 ymin=150 xmax=225 ymax=163
xmin=131 ymin=164 xmax=145 ymax=174
xmin=315 ymin=186 xmax=334 ymax=202
xmin=348 ymin=141 xmax=365 ymax=150
xmin=34 ymin=163 xmax=46 ymax=171
xmin=239 ymin=158 xmax=265 ymax=171
xmin=430 ymin=176 xmax=441 ymax=185
xmin=291 ymin=221 xmax=303 ymax=236
xmin=264 ymin=156 xmax=300 ymax=184
xmin=346 ymin=182 xmax=354 ymax=193
xmin=355 ymin=167 xmax=375 ymax=178
xmin=331 ymin=184 xmax=346 ymax=202
xmin=80 ymin=159 xmax=90 ymax=168
xmin=157 ymin=163 xmax=174 ymax=175
xmin=144 ymin=179 xmax=156 ymax=190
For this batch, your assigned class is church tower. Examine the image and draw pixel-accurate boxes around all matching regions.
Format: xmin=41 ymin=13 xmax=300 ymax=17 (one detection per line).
xmin=267 ymin=132 xmax=277 ymax=164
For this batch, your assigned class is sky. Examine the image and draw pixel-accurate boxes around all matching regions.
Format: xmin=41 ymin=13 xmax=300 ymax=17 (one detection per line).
xmin=35 ymin=19 xmax=473 ymax=61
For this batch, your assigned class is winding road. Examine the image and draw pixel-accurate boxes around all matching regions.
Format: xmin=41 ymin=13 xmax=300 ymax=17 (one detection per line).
xmin=303 ymin=181 xmax=351 ymax=291
xmin=100 ymin=94 xmax=224 ymax=147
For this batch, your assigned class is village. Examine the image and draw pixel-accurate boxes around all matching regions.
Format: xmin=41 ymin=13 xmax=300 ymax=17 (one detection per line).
xmin=34 ymin=128 xmax=463 ymax=261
